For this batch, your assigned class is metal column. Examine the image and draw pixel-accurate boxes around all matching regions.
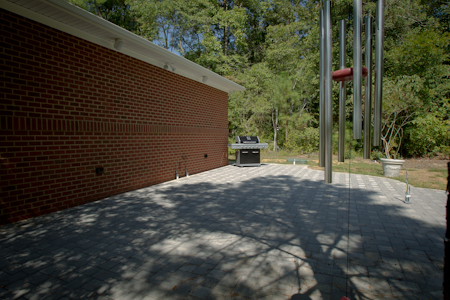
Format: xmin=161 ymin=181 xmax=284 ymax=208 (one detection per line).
xmin=319 ymin=10 xmax=325 ymax=167
xmin=363 ymin=17 xmax=373 ymax=159
xmin=353 ymin=0 xmax=362 ymax=140
xmin=338 ymin=20 xmax=346 ymax=163
xmin=324 ymin=1 xmax=332 ymax=183
xmin=373 ymin=0 xmax=384 ymax=147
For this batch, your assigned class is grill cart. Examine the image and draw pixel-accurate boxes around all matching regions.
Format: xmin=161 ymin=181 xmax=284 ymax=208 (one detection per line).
xmin=228 ymin=136 xmax=268 ymax=167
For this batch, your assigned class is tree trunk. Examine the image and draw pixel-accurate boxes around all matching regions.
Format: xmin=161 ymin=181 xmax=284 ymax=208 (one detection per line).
xmin=94 ymin=0 xmax=103 ymax=18
xmin=382 ymin=138 xmax=391 ymax=159
xmin=224 ymin=26 xmax=228 ymax=56
xmin=164 ymin=26 xmax=169 ymax=49
xmin=272 ymin=108 xmax=278 ymax=151
xmin=224 ymin=1 xmax=228 ymax=56
xmin=285 ymin=120 xmax=288 ymax=143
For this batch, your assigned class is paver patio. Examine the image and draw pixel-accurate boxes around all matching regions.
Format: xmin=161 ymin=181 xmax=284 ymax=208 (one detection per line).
xmin=0 ymin=164 xmax=446 ymax=300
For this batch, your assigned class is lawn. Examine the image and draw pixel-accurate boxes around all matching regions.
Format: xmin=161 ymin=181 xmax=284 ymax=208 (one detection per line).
xmin=230 ymin=151 xmax=448 ymax=191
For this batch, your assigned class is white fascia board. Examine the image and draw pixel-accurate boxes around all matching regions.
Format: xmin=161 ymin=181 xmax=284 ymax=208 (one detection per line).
xmin=1 ymin=0 xmax=245 ymax=93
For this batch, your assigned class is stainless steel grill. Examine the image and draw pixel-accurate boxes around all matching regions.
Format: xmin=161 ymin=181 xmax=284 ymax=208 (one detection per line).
xmin=228 ymin=136 xmax=268 ymax=167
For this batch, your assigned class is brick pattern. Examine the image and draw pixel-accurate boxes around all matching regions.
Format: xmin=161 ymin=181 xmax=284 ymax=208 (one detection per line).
xmin=0 ymin=9 xmax=229 ymax=225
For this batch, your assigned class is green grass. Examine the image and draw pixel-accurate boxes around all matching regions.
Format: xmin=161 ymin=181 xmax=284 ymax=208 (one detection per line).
xmin=429 ymin=169 xmax=448 ymax=176
xmin=243 ymin=151 xmax=448 ymax=191
xmin=329 ymin=160 xmax=384 ymax=176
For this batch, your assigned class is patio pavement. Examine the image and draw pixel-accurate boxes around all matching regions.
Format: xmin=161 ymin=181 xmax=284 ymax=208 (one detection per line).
xmin=0 ymin=164 xmax=446 ymax=300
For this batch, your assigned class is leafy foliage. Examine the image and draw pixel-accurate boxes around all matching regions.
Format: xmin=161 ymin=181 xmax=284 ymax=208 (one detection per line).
xmin=381 ymin=75 xmax=425 ymax=159
xmin=68 ymin=0 xmax=138 ymax=31
xmin=404 ymin=111 xmax=450 ymax=157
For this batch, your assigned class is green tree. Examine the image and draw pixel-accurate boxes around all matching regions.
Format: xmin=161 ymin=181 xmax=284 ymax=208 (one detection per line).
xmin=271 ymin=73 xmax=298 ymax=151
xmin=229 ymin=62 xmax=274 ymax=138
xmin=68 ymin=0 xmax=137 ymax=31
xmin=404 ymin=112 xmax=450 ymax=157
xmin=380 ymin=76 xmax=424 ymax=159
xmin=67 ymin=0 xmax=450 ymax=157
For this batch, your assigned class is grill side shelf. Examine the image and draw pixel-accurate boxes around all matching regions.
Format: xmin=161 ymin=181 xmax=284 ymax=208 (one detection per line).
xmin=228 ymin=143 xmax=269 ymax=149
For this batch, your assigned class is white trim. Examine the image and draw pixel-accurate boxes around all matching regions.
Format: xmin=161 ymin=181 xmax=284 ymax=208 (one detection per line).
xmin=0 ymin=0 xmax=245 ymax=93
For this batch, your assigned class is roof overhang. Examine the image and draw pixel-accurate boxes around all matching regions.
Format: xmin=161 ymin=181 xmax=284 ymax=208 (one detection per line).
xmin=1 ymin=0 xmax=246 ymax=94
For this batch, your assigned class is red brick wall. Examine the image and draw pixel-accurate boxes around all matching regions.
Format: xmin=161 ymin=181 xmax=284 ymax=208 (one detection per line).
xmin=0 ymin=9 xmax=230 ymax=225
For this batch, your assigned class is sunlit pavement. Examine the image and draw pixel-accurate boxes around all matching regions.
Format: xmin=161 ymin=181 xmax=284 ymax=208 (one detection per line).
xmin=0 ymin=164 xmax=446 ymax=300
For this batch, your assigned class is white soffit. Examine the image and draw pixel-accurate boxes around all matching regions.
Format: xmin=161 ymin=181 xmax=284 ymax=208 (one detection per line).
xmin=1 ymin=0 xmax=246 ymax=93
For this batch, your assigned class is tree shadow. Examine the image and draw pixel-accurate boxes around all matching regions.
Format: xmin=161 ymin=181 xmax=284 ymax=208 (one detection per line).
xmin=0 ymin=165 xmax=445 ymax=300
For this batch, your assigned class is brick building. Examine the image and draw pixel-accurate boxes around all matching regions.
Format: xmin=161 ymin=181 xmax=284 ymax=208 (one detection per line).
xmin=0 ymin=0 xmax=245 ymax=225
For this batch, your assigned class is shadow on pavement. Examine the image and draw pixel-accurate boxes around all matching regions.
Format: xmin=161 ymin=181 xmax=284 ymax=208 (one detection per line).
xmin=0 ymin=165 xmax=445 ymax=300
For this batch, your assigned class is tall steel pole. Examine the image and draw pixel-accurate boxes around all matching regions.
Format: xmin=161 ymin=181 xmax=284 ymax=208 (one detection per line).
xmin=444 ymin=162 xmax=450 ymax=300
xmin=353 ymin=0 xmax=362 ymax=140
xmin=373 ymin=0 xmax=384 ymax=147
xmin=319 ymin=10 xmax=325 ymax=167
xmin=324 ymin=1 xmax=332 ymax=183
xmin=338 ymin=20 xmax=346 ymax=163
xmin=363 ymin=17 xmax=373 ymax=159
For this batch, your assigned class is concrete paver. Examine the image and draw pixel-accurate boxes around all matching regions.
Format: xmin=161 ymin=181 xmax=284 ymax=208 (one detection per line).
xmin=0 ymin=164 xmax=446 ymax=300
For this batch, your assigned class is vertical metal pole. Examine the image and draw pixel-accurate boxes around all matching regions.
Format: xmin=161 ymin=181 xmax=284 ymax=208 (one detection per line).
xmin=364 ymin=16 xmax=373 ymax=159
xmin=324 ymin=1 xmax=332 ymax=183
xmin=319 ymin=10 xmax=325 ymax=167
xmin=373 ymin=0 xmax=384 ymax=147
xmin=353 ymin=0 xmax=362 ymax=140
xmin=338 ymin=20 xmax=346 ymax=163
xmin=444 ymin=162 xmax=450 ymax=300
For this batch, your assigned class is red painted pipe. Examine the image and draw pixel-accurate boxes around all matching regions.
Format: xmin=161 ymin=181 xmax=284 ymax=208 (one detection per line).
xmin=332 ymin=67 xmax=368 ymax=82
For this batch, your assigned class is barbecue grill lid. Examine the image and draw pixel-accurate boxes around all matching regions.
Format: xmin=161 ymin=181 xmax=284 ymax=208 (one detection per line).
xmin=236 ymin=136 xmax=260 ymax=144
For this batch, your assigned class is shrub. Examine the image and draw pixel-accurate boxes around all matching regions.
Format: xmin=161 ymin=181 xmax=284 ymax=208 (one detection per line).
xmin=404 ymin=114 xmax=448 ymax=157
xmin=371 ymin=148 xmax=385 ymax=161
